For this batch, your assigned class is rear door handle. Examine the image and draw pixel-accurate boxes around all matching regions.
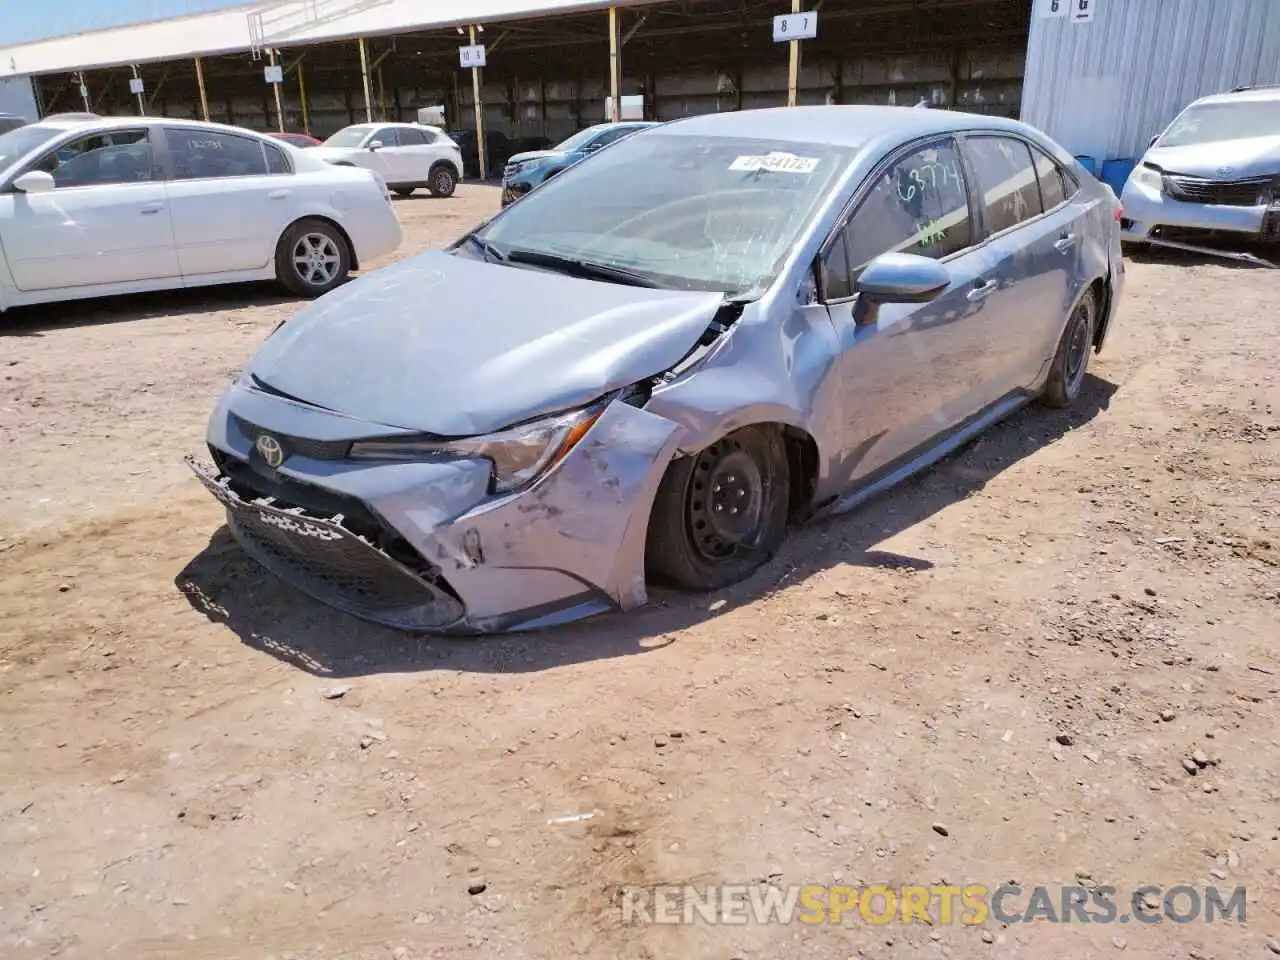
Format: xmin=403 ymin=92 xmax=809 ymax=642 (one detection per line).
xmin=966 ymin=279 xmax=998 ymax=303
xmin=1054 ymin=233 xmax=1078 ymax=252
xmin=140 ymin=202 xmax=164 ymax=215
xmin=268 ymin=189 xmax=290 ymax=200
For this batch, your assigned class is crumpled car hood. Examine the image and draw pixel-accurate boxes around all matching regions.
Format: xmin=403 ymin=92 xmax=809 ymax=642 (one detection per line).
xmin=246 ymin=250 xmax=726 ymax=437
xmin=1147 ymin=135 xmax=1280 ymax=179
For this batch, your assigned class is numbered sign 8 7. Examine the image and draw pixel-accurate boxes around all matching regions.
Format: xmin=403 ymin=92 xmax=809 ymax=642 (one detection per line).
xmin=772 ymin=12 xmax=818 ymax=42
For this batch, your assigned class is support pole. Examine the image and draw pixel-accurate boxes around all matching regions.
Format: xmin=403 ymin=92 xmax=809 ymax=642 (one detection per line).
xmin=358 ymin=37 xmax=373 ymax=122
xmin=298 ymin=60 xmax=310 ymax=134
xmin=470 ymin=24 xmax=486 ymax=180
xmin=269 ymin=49 xmax=285 ymax=131
xmin=608 ymin=6 xmax=620 ymax=123
xmin=194 ymin=56 xmax=210 ymax=121
xmin=787 ymin=0 xmax=801 ymax=108
xmin=76 ymin=72 xmax=91 ymax=112
xmin=131 ymin=64 xmax=145 ymax=115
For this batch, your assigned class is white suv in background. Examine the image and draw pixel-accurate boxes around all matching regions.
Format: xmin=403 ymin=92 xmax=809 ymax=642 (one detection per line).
xmin=311 ymin=122 xmax=464 ymax=198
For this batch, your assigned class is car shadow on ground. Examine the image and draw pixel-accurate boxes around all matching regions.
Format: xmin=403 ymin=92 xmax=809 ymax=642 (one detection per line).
xmin=175 ymin=373 xmax=1119 ymax=679
xmin=0 ymin=284 xmax=298 ymax=337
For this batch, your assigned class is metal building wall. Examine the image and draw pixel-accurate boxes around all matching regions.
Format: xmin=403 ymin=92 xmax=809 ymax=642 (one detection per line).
xmin=1021 ymin=0 xmax=1280 ymax=163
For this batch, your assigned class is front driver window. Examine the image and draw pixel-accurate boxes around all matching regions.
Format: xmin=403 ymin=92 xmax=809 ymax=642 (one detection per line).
xmin=35 ymin=130 xmax=154 ymax=188
xmin=841 ymin=138 xmax=973 ymax=278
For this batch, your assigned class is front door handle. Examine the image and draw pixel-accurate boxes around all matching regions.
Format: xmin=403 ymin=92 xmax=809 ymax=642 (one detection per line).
xmin=140 ymin=202 xmax=164 ymax=215
xmin=966 ymin=279 xmax=997 ymax=303
xmin=1054 ymin=232 xmax=1078 ymax=252
xmin=268 ymin=189 xmax=289 ymax=200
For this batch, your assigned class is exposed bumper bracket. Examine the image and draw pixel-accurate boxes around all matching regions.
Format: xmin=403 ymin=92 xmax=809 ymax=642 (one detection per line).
xmin=1147 ymin=237 xmax=1278 ymax=268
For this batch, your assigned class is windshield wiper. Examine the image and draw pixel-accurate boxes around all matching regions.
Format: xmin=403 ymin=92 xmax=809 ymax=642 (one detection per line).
xmin=461 ymin=233 xmax=508 ymax=263
xmin=501 ymin=248 xmax=661 ymax=288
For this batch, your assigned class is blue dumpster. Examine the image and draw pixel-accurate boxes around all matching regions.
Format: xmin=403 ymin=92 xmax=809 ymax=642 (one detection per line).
xmin=1073 ymin=155 xmax=1098 ymax=177
xmin=1101 ymin=159 xmax=1137 ymax=196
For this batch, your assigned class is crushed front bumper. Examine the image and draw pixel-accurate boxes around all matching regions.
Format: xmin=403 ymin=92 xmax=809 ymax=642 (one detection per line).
xmin=189 ymin=384 xmax=686 ymax=634
xmin=188 ymin=455 xmax=465 ymax=631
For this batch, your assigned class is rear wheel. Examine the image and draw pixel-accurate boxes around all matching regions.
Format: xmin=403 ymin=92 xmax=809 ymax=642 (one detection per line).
xmin=645 ymin=426 xmax=790 ymax=592
xmin=275 ymin=218 xmax=350 ymax=298
xmin=1041 ymin=290 xmax=1096 ymax=408
xmin=428 ymin=164 xmax=457 ymax=198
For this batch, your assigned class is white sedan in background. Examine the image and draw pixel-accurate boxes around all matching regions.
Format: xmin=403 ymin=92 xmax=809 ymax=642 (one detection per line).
xmin=0 ymin=116 xmax=402 ymax=312
xmin=310 ymin=123 xmax=464 ymax=198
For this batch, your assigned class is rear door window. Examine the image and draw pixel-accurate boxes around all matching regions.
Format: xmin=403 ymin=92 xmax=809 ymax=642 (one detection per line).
xmin=397 ymin=127 xmax=430 ymax=146
xmin=964 ymin=136 xmax=1043 ymax=235
xmin=166 ymin=128 xmax=269 ymax=180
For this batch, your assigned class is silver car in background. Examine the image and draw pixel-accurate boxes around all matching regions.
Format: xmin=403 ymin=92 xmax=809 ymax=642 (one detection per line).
xmin=1120 ymin=85 xmax=1280 ymax=258
xmin=189 ymin=105 xmax=1124 ymax=635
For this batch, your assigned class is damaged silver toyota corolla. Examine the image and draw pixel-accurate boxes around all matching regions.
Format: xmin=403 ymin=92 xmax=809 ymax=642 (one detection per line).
xmin=189 ymin=105 xmax=1124 ymax=634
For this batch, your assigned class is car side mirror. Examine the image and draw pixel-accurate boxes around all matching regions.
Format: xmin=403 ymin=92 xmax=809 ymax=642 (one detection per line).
xmin=1148 ymin=134 xmax=1159 ymax=148
xmin=12 ymin=170 xmax=55 ymax=194
xmin=368 ymin=140 xmax=383 ymax=151
xmin=852 ymin=252 xmax=952 ymax=326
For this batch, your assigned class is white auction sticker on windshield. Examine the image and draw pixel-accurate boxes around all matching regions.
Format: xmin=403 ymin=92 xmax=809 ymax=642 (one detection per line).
xmin=729 ymin=152 xmax=820 ymax=174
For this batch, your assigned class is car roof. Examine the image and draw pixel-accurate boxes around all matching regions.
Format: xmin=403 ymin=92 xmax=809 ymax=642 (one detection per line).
xmin=1191 ymin=85 xmax=1280 ymax=107
xmin=659 ymin=105 xmax=1035 ymax=148
xmin=21 ymin=116 xmax=285 ymax=141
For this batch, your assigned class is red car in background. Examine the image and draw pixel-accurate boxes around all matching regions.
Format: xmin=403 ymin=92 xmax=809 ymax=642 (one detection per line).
xmin=268 ymin=131 xmax=321 ymax=148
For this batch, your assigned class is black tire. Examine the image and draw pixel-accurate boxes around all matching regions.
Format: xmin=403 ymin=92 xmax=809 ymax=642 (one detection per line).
xmin=428 ymin=163 xmax=457 ymax=198
xmin=1041 ymin=289 xmax=1096 ymax=409
xmin=393 ymin=186 xmax=415 ymax=198
xmin=275 ymin=218 xmax=351 ymax=298
xmin=645 ymin=426 xmax=790 ymax=592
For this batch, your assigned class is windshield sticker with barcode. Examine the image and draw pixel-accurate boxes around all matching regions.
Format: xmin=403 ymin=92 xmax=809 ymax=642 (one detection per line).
xmin=729 ymin=152 xmax=820 ymax=174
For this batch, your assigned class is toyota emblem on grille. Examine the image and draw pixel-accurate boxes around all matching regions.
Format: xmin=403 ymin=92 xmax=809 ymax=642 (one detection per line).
xmin=256 ymin=433 xmax=285 ymax=468
xmin=1217 ymin=166 xmax=1234 ymax=176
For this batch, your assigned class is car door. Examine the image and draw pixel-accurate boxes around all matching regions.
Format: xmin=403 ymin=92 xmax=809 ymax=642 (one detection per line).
xmin=362 ymin=126 xmax=400 ymax=181
xmin=389 ymin=125 xmax=434 ymax=183
xmin=819 ymin=136 xmax=1000 ymax=487
xmin=957 ymin=134 xmax=1076 ymax=405
xmin=0 ymin=127 xmax=179 ymax=292
xmin=370 ymin=126 xmax=411 ymax=183
xmin=162 ymin=127 xmax=298 ymax=277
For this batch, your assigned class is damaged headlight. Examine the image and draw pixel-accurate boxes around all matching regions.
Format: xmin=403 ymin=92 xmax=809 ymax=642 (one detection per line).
xmin=1130 ymin=165 xmax=1163 ymax=192
xmin=348 ymin=404 xmax=605 ymax=494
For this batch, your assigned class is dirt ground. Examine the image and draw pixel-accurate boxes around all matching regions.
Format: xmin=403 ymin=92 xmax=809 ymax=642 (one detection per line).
xmin=1 ymin=186 xmax=1277 ymax=960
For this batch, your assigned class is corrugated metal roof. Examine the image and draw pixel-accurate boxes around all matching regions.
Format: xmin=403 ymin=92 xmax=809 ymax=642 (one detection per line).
xmin=0 ymin=0 xmax=665 ymax=77
xmin=1021 ymin=0 xmax=1280 ymax=162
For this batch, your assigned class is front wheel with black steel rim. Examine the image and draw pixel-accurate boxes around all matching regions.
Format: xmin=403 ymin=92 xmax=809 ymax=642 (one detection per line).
xmin=645 ymin=425 xmax=791 ymax=592
xmin=428 ymin=163 xmax=457 ymax=198
xmin=1041 ymin=290 xmax=1096 ymax=409
xmin=275 ymin=218 xmax=350 ymax=298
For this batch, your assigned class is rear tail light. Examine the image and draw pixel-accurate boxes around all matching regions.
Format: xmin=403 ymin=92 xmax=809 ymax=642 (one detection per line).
xmin=1113 ymin=205 xmax=1124 ymax=222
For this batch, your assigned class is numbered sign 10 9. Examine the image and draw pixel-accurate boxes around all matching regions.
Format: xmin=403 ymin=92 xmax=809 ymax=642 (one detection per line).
xmin=773 ymin=12 xmax=818 ymax=42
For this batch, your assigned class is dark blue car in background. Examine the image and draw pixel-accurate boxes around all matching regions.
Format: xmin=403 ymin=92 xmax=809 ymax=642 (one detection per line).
xmin=500 ymin=120 xmax=656 ymax=205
